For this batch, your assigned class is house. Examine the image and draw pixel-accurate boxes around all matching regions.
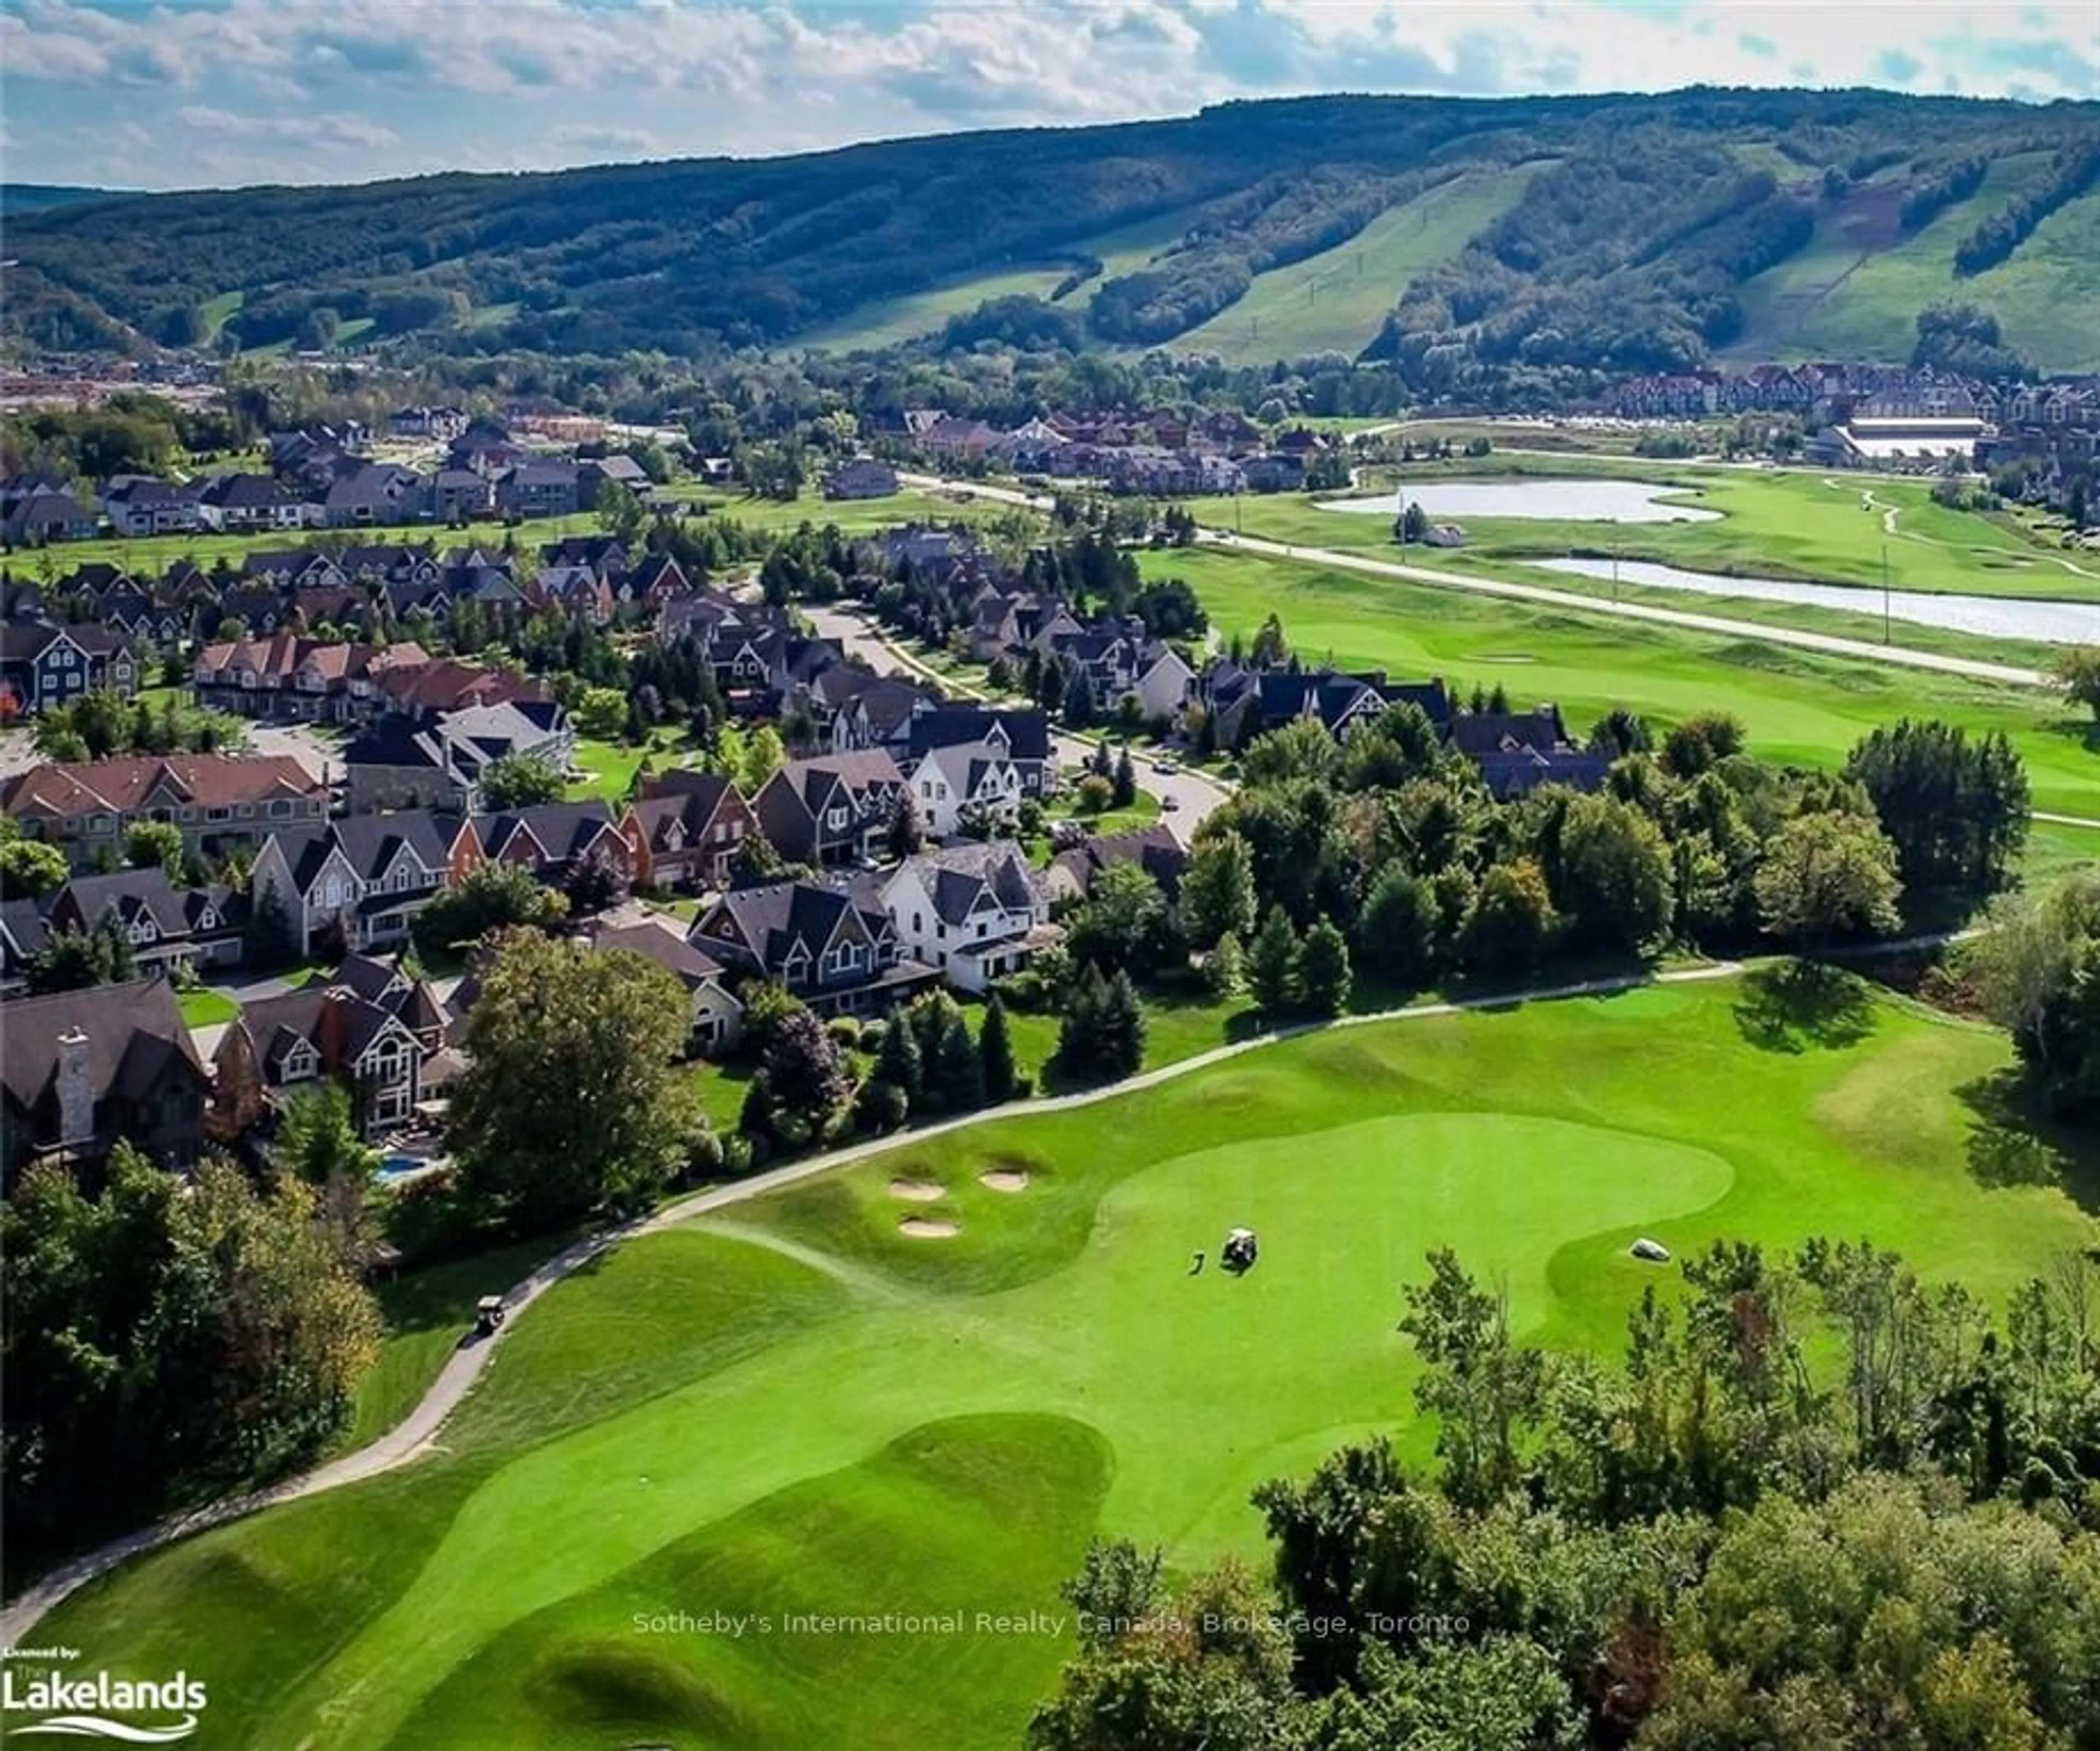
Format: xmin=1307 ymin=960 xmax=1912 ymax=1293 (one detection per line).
xmin=249 ymin=810 xmax=457 ymax=958
xmin=1043 ymin=824 xmax=1190 ymax=906
xmin=3 ymin=753 xmax=326 ymax=868
xmin=458 ymin=799 xmax=630 ymax=889
xmin=2 ymin=977 xmax=208 ymax=1183
xmin=753 ymin=751 xmax=908 ymax=866
xmin=582 ymin=919 xmax=744 ymax=1053
xmin=323 ymin=464 xmax=427 ymax=528
xmin=904 ymin=707 xmax=1055 ymax=800
xmin=795 ymin=666 xmax=932 ymax=756
xmin=102 ymin=475 xmax=203 ymax=536
xmin=42 ymin=868 xmax=247 ymax=973
xmin=0 ymin=622 xmax=140 ymax=718
xmin=917 ymin=417 xmax=1000 ymax=463
xmin=1446 ymin=704 xmax=1609 ymax=798
xmin=822 ymin=458 xmax=900 ymax=500
xmin=1130 ymin=645 xmax=1197 ymax=725
xmin=1 ymin=488 xmax=101 ymax=545
xmin=496 ymin=460 xmax=582 ymax=518
xmin=341 ymin=698 xmax=572 ymax=813
xmin=879 ymin=842 xmax=1058 ymax=994
xmin=192 ymin=633 xmax=427 ymax=725
xmin=579 ymin=454 xmax=653 ymax=501
xmin=211 ymin=958 xmax=446 ymax=1140
xmin=196 ymin=472 xmax=307 ymax=532
xmin=689 ymin=878 xmax=937 ymax=1016
xmin=626 ymin=770 xmax=757 ymax=889
xmin=430 ymin=468 xmax=497 ymax=522
xmin=905 ymin=737 xmax=1026 ymax=836
xmin=388 ymin=405 xmax=470 ymax=441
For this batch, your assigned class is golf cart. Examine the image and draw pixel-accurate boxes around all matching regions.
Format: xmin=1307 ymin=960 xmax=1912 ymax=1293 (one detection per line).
xmin=474 ymin=1295 xmax=506 ymax=1338
xmin=1222 ymin=1227 xmax=1259 ymax=1275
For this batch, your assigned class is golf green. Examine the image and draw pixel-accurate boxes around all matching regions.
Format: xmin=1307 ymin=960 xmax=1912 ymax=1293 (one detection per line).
xmin=35 ymin=978 xmax=2097 ymax=1749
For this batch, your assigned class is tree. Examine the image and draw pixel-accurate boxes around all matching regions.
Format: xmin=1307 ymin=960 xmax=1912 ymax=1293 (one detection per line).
xmin=1553 ymin=793 xmax=1675 ymax=953
xmin=874 ymin=1008 xmax=925 ymax=1106
xmin=1356 ymin=863 xmax=1440 ymax=988
xmin=411 ymin=859 xmax=566 ymax=954
xmin=1961 ymin=873 xmax=2100 ymax=1115
xmin=1845 ymin=719 xmax=2029 ymax=897
xmin=573 ymin=686 xmax=628 ymax=742
xmin=1296 ymin=919 xmax=1353 ymax=1016
xmin=886 ymin=790 xmax=927 ymax=860
xmin=452 ymin=931 xmax=701 ymax=1229
xmin=1070 ymin=861 xmax=1173 ymax=974
xmin=741 ymin=724 xmax=786 ymax=794
xmin=1058 ymin=962 xmax=1145 ymax=1081
xmin=1205 ymin=929 xmax=1247 ymax=997
xmin=1248 ymin=904 xmax=1300 ymax=1014
xmin=979 ymin=992 xmax=1018 ymax=1102
xmin=2 ymin=1145 xmax=379 ymax=1557
xmin=25 ymin=920 xmax=129 ymax=993
xmin=593 ymin=476 xmax=645 ymax=542
xmin=1461 ymin=859 xmax=1557 ymax=974
xmin=1062 ymin=662 xmax=1099 ymax=729
xmin=124 ymin=819 xmax=186 ymax=878
xmin=479 ymin=753 xmax=565 ymax=810
xmin=0 ymin=837 xmax=69 ymax=900
xmin=936 ymin=1012 xmax=986 ymax=1112
xmin=1660 ymin=711 xmax=1747 ymax=779
xmin=1107 ymin=746 xmax=1136 ymax=810
xmin=272 ymin=1082 xmax=377 ymax=1188
xmin=1251 ymin=612 xmax=1290 ymax=667
xmin=754 ymin=1006 xmax=853 ymax=1145
xmin=1754 ymin=810 xmax=1904 ymax=946
xmin=1397 ymin=500 xmax=1429 ymax=543
xmin=1587 ymin=705 xmax=1652 ymax=758
xmin=244 ymin=880 xmax=300 ymax=970
xmin=1181 ymin=831 xmax=1258 ymax=949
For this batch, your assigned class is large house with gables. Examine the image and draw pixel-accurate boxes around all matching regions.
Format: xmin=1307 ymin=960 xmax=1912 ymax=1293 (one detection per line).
xmin=625 ymin=771 xmax=757 ymax=890
xmin=689 ymin=878 xmax=937 ymax=1016
xmin=879 ymin=842 xmax=1058 ymax=994
xmin=3 ymin=753 xmax=326 ymax=869
xmin=249 ymin=811 xmax=456 ymax=958
xmin=0 ymin=622 xmax=140 ymax=718
xmin=754 ymin=751 xmax=908 ymax=866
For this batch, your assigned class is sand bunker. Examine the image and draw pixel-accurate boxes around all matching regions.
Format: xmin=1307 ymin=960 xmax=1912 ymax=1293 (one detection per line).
xmin=979 ymin=1168 xmax=1030 ymax=1193
xmin=899 ymin=1216 xmax=959 ymax=1239
xmin=889 ymin=1178 xmax=945 ymax=1203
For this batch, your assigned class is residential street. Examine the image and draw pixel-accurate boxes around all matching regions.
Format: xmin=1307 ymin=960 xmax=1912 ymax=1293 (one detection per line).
xmin=803 ymin=602 xmax=1232 ymax=837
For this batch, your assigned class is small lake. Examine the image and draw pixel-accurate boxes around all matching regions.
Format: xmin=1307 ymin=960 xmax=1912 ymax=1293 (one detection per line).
xmin=1317 ymin=480 xmax=1720 ymax=523
xmin=1532 ymin=557 xmax=2100 ymax=646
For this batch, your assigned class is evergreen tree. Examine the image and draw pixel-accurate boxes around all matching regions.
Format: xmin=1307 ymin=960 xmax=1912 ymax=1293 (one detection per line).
xmin=1356 ymin=865 xmax=1441 ymax=988
xmin=1296 ymin=920 xmax=1353 ymax=1017
xmin=979 ymin=993 xmax=1018 ymax=1102
xmin=1111 ymin=746 xmax=1137 ymax=809
xmin=1248 ymin=905 xmax=1301 ymax=1014
xmin=1205 ymin=930 xmax=1247 ymax=997
xmin=1062 ymin=662 xmax=1098 ymax=729
xmin=1058 ymin=963 xmax=1145 ymax=1081
xmin=1180 ymin=830 xmax=1258 ymax=948
xmin=937 ymin=1013 xmax=986 ymax=1112
xmin=874 ymin=1011 xmax=925 ymax=1105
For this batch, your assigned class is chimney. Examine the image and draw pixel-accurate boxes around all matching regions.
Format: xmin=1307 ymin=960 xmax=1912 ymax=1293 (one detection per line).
xmin=317 ymin=989 xmax=350 ymax=1072
xmin=55 ymin=1026 xmax=93 ymax=1147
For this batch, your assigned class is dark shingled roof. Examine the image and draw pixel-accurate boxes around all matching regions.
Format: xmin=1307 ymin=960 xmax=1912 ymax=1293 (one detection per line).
xmin=1 ymin=976 xmax=204 ymax=1112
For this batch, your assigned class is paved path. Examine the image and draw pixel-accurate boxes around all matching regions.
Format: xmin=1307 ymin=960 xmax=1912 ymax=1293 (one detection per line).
xmin=896 ymin=471 xmax=2063 ymax=690
xmin=3 ymin=949 xmax=1828 ymax=1643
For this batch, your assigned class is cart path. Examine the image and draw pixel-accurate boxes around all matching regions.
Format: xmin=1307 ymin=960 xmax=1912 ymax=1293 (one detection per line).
xmin=902 ymin=471 xmax=2063 ymax=687
xmin=2 ymin=950 xmax=1833 ymax=1643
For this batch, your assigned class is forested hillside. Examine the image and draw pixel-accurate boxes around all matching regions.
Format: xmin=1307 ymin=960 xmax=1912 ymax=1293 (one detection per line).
xmin=5 ymin=88 xmax=2096 ymax=375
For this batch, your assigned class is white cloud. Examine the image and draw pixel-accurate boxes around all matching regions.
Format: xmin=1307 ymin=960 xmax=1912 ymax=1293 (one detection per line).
xmin=0 ymin=0 xmax=2093 ymax=187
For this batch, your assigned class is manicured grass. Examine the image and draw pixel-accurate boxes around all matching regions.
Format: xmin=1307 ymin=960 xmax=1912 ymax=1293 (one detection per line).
xmin=39 ymin=976 xmax=2097 ymax=1749
xmin=1172 ymin=165 xmax=1545 ymax=364
xmin=692 ymin=1058 xmax=755 ymax=1136
xmin=175 ymin=986 xmax=238 ymax=1028
xmin=565 ymin=727 xmax=694 ymax=804
xmin=1194 ymin=463 xmax=2100 ymax=600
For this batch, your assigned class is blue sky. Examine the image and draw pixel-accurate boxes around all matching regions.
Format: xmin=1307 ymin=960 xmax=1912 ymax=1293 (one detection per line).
xmin=2 ymin=0 xmax=2095 ymax=190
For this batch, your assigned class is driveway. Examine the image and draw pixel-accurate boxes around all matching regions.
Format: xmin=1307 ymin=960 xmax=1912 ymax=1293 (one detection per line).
xmin=244 ymin=721 xmax=345 ymax=784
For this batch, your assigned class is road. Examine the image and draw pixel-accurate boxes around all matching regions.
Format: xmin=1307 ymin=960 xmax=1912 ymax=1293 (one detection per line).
xmin=3 ymin=947 xmax=1789 ymax=1646
xmin=804 ymin=602 xmax=1233 ymax=836
xmin=897 ymin=471 xmax=2061 ymax=690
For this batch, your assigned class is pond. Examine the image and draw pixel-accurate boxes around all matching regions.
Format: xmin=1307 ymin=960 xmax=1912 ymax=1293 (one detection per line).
xmin=1531 ymin=557 xmax=2100 ymax=646
xmin=1316 ymin=480 xmax=1720 ymax=523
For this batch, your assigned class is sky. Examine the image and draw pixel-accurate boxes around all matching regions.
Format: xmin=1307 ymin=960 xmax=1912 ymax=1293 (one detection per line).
xmin=1 ymin=0 xmax=2095 ymax=191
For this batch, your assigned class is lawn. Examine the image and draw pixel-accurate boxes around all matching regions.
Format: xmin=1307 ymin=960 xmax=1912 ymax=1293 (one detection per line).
xmin=1193 ymin=463 xmax=2100 ymax=601
xmin=1171 ymin=164 xmax=1547 ymax=365
xmin=36 ymin=973 xmax=2097 ymax=1749
xmin=1151 ymin=546 xmax=2100 ymax=822
xmin=565 ymin=727 xmax=696 ymax=804
xmin=174 ymin=986 xmax=238 ymax=1028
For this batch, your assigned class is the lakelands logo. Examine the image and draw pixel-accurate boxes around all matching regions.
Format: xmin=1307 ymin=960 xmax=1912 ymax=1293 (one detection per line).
xmin=1 ymin=1661 xmax=207 ymax=1743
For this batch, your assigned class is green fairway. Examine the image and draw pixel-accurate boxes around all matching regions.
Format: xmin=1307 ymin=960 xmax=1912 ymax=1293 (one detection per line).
xmin=1171 ymin=165 xmax=1544 ymax=365
xmin=1150 ymin=547 xmax=2100 ymax=821
xmin=36 ymin=976 xmax=2097 ymax=1749
xmin=1194 ymin=464 xmax=2100 ymax=601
